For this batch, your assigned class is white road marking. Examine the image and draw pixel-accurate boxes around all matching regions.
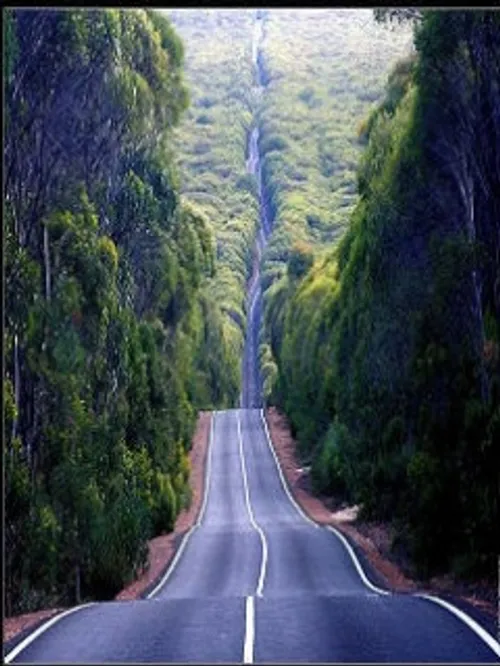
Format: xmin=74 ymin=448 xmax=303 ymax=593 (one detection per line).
xmin=260 ymin=412 xmax=500 ymax=652
xmin=259 ymin=408 xmax=318 ymax=529
xmin=243 ymin=595 xmax=255 ymax=664
xmin=4 ymin=603 xmax=95 ymax=663
xmin=417 ymin=593 xmax=500 ymax=658
xmin=250 ymin=283 xmax=260 ymax=317
xmin=259 ymin=409 xmax=394 ymax=594
xmin=325 ymin=525 xmax=390 ymax=595
xmin=237 ymin=411 xmax=268 ymax=597
xmin=146 ymin=524 xmax=197 ymax=599
xmin=147 ymin=412 xmax=216 ymax=599
xmin=196 ymin=410 xmax=216 ymax=528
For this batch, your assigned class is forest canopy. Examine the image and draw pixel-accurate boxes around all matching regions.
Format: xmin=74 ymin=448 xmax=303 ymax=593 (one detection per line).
xmin=265 ymin=10 xmax=499 ymax=581
xmin=4 ymin=8 xmax=237 ymax=614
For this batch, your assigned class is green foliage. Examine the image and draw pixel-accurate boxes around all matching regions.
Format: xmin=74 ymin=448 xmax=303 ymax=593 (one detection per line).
xmin=165 ymin=10 xmax=259 ymax=393
xmin=259 ymin=10 xmax=413 ymax=401
xmin=310 ymin=423 xmax=348 ymax=497
xmin=272 ymin=10 xmax=499 ymax=582
xmin=287 ymin=241 xmax=314 ymax=281
xmin=152 ymin=472 xmax=178 ymax=534
xmin=4 ymin=8 xmax=235 ymax=614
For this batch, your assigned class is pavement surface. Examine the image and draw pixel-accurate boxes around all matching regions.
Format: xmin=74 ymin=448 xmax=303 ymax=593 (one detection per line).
xmin=5 ymin=409 xmax=500 ymax=663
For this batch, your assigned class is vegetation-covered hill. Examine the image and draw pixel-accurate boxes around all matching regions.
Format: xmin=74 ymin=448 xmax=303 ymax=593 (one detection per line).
xmin=259 ymin=9 xmax=412 ymax=248
xmin=165 ymin=10 xmax=413 ymax=402
xmin=268 ymin=10 xmax=499 ymax=581
xmin=166 ymin=9 xmax=259 ymax=390
xmin=258 ymin=9 xmax=413 ymax=395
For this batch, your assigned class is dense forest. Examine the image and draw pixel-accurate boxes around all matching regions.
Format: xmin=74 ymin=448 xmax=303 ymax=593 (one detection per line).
xmin=264 ymin=10 xmax=499 ymax=580
xmin=4 ymin=9 xmax=235 ymax=615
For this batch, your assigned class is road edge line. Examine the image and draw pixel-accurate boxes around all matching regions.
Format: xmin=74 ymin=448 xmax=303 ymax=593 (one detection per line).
xmin=261 ymin=408 xmax=499 ymax=650
xmin=146 ymin=411 xmax=216 ymax=599
xmin=259 ymin=408 xmax=318 ymax=529
xmin=237 ymin=411 xmax=268 ymax=598
xmin=325 ymin=525 xmax=391 ymax=596
xmin=417 ymin=593 xmax=500 ymax=658
xmin=196 ymin=409 xmax=216 ymax=528
xmin=243 ymin=595 xmax=255 ymax=664
xmin=4 ymin=603 xmax=95 ymax=664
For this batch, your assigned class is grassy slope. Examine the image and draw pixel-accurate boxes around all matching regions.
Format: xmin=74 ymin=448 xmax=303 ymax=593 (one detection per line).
xmin=259 ymin=9 xmax=413 ymax=269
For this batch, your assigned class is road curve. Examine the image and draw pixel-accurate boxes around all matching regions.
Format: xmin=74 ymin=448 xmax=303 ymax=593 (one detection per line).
xmin=5 ymin=409 xmax=499 ymax=663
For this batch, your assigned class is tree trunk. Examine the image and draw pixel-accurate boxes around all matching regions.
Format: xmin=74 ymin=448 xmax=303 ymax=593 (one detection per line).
xmin=43 ymin=223 xmax=51 ymax=303
xmin=462 ymin=175 xmax=489 ymax=403
xmin=12 ymin=334 xmax=20 ymax=441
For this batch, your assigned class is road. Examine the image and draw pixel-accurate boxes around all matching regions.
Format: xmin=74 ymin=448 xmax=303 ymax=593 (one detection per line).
xmin=5 ymin=408 xmax=500 ymax=663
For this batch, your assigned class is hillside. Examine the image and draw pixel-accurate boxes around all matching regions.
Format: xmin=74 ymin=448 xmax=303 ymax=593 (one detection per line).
xmin=166 ymin=9 xmax=259 ymax=391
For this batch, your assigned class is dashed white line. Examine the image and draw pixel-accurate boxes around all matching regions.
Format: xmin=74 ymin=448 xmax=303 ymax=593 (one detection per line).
xmin=237 ymin=410 xmax=268 ymax=597
xmin=243 ymin=595 xmax=255 ymax=664
xmin=146 ymin=411 xmax=216 ymax=599
xmin=4 ymin=604 xmax=95 ymax=664
xmin=417 ymin=593 xmax=500 ymax=658
xmin=259 ymin=408 xmax=318 ymax=529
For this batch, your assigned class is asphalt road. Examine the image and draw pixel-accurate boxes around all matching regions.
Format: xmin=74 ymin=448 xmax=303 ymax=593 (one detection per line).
xmin=5 ymin=408 xmax=500 ymax=663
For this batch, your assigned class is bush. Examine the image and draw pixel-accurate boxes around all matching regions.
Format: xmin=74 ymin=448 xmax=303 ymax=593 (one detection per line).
xmin=311 ymin=424 xmax=348 ymax=497
xmin=152 ymin=472 xmax=178 ymax=534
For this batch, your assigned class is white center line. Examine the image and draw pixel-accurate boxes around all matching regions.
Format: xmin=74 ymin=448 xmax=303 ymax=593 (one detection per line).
xmin=243 ymin=595 xmax=255 ymax=664
xmin=237 ymin=410 xmax=268 ymax=597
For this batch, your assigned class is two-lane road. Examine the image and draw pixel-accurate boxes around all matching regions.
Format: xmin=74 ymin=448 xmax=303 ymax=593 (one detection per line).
xmin=5 ymin=409 xmax=500 ymax=663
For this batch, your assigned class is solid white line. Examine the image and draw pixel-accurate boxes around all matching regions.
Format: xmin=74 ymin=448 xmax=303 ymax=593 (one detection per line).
xmin=325 ymin=525 xmax=390 ymax=596
xmin=146 ymin=523 xmax=197 ymax=599
xmin=259 ymin=408 xmax=318 ymax=529
xmin=259 ymin=410 xmax=394 ymax=594
xmin=4 ymin=603 xmax=95 ymax=663
xmin=196 ymin=410 xmax=216 ymax=528
xmin=417 ymin=593 xmax=500 ymax=658
xmin=243 ymin=595 xmax=255 ymax=664
xmin=237 ymin=411 xmax=268 ymax=597
xmin=147 ymin=411 xmax=216 ymax=599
